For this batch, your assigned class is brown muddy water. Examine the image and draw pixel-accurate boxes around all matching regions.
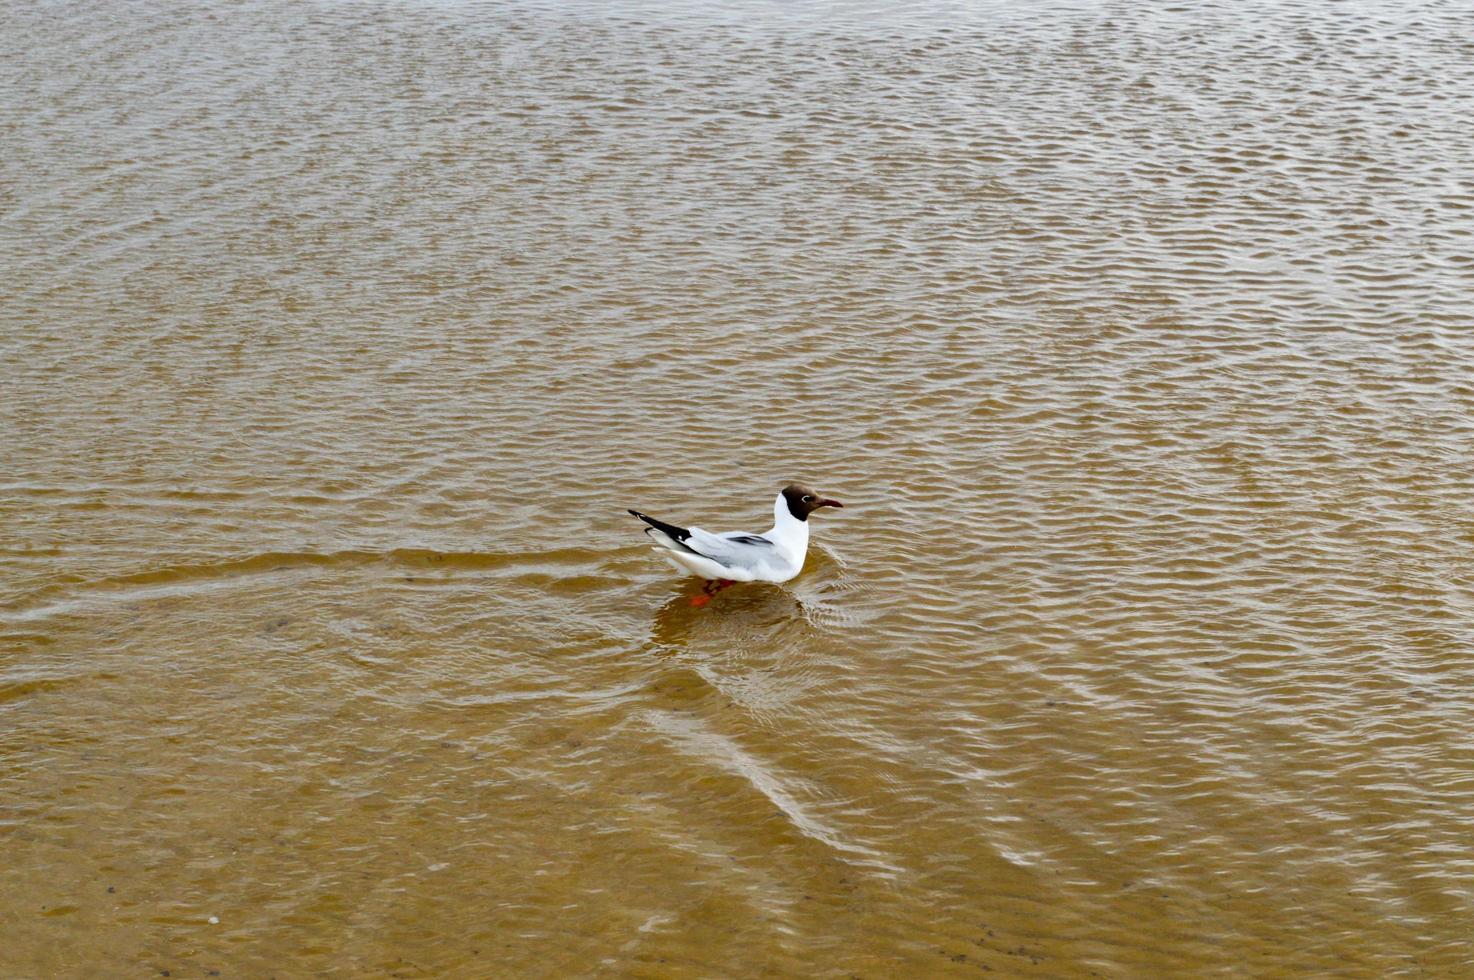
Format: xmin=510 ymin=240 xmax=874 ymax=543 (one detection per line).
xmin=4 ymin=0 xmax=1474 ymax=976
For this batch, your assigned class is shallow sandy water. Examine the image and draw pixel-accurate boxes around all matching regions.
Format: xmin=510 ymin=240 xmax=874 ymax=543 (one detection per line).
xmin=4 ymin=0 xmax=1474 ymax=975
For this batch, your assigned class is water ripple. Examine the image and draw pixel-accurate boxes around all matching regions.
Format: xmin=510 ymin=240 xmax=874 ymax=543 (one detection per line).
xmin=3 ymin=0 xmax=1473 ymax=975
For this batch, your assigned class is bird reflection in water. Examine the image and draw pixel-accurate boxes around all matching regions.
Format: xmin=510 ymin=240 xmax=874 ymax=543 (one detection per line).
xmin=649 ymin=579 xmax=810 ymax=652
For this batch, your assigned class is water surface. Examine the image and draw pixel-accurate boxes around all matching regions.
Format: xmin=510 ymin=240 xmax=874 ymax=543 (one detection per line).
xmin=4 ymin=0 xmax=1474 ymax=975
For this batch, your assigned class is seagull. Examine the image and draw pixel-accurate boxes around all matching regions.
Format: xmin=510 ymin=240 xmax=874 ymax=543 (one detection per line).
xmin=629 ymin=484 xmax=844 ymax=603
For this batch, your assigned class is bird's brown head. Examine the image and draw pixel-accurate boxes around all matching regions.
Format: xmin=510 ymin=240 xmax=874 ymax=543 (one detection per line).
xmin=781 ymin=484 xmax=844 ymax=522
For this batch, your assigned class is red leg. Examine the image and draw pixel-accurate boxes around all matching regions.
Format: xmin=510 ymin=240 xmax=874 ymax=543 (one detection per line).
xmin=691 ymin=579 xmax=737 ymax=607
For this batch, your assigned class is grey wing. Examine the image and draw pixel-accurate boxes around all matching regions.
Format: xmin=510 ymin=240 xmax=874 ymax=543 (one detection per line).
xmin=684 ymin=527 xmax=778 ymax=574
xmin=721 ymin=533 xmax=773 ymax=546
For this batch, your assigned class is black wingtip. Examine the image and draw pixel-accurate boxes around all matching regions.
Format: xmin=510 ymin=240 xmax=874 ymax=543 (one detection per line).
xmin=626 ymin=510 xmax=696 ymax=549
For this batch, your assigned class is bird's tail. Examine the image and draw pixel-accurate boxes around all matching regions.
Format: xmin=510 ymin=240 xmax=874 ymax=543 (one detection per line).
xmin=628 ymin=510 xmax=699 ymax=555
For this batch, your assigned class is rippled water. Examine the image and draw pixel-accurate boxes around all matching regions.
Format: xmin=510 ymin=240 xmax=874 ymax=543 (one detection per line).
xmin=5 ymin=0 xmax=1474 ymax=975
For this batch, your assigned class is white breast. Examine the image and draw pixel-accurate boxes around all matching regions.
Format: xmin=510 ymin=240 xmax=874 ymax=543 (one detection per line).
xmin=761 ymin=492 xmax=810 ymax=582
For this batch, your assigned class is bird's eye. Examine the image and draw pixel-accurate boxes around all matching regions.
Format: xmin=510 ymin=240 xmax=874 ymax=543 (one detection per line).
xmin=802 ymin=495 xmax=813 ymax=503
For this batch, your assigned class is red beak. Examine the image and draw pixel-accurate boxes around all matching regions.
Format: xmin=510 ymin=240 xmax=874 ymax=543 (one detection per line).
xmin=821 ymin=498 xmax=844 ymax=508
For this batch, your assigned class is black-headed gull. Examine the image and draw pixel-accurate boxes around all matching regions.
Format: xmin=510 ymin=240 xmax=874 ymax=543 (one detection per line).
xmin=629 ymin=484 xmax=844 ymax=602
